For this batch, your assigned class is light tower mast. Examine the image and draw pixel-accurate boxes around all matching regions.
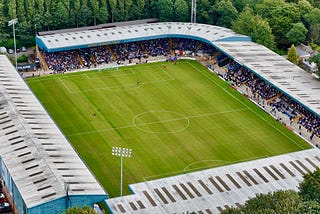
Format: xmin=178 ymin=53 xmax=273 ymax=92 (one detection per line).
xmin=191 ymin=0 xmax=197 ymax=23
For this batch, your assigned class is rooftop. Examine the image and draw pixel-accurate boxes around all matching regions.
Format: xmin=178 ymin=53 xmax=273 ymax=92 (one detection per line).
xmin=215 ymin=41 xmax=320 ymax=116
xmin=106 ymin=148 xmax=320 ymax=213
xmin=0 ymin=55 xmax=107 ymax=208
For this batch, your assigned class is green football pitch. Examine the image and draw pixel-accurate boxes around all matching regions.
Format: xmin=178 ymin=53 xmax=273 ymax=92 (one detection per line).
xmin=26 ymin=60 xmax=310 ymax=197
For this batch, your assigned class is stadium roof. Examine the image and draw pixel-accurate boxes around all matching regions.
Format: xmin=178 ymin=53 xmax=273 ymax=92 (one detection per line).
xmin=0 ymin=55 xmax=107 ymax=208
xmin=36 ymin=21 xmax=251 ymax=52
xmin=36 ymin=21 xmax=319 ymax=117
xmin=214 ymin=42 xmax=320 ymax=116
xmin=106 ymin=148 xmax=320 ymax=213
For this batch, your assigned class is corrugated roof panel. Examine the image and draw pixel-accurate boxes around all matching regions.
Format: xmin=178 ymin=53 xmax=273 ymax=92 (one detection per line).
xmin=0 ymin=55 xmax=107 ymax=208
xmin=37 ymin=22 xmax=250 ymax=52
xmin=214 ymin=41 xmax=320 ymax=116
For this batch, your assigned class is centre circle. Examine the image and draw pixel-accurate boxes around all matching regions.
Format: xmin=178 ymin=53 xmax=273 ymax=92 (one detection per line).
xmin=132 ymin=110 xmax=190 ymax=134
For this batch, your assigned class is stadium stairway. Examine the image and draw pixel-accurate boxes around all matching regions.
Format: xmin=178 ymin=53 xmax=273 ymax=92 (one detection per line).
xmin=108 ymin=46 xmax=117 ymax=61
xmin=140 ymin=42 xmax=146 ymax=52
xmin=36 ymin=46 xmax=49 ymax=71
xmin=195 ymin=43 xmax=203 ymax=52
xmin=266 ymin=93 xmax=282 ymax=104
xmin=169 ymin=38 xmax=175 ymax=57
xmin=169 ymin=38 xmax=173 ymax=50
xmin=293 ymin=115 xmax=302 ymax=123
xmin=90 ymin=54 xmax=98 ymax=65
xmin=171 ymin=50 xmax=175 ymax=57
xmin=78 ymin=54 xmax=84 ymax=66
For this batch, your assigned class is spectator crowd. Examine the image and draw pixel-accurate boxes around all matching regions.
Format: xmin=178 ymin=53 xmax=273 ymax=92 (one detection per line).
xmin=41 ymin=38 xmax=319 ymax=140
xmin=223 ymin=59 xmax=319 ymax=139
xmin=42 ymin=38 xmax=216 ymax=73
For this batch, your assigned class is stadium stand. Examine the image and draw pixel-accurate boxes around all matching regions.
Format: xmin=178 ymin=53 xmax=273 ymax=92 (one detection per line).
xmin=106 ymin=149 xmax=320 ymax=213
xmin=11 ymin=20 xmax=317 ymax=213
xmin=0 ymin=55 xmax=108 ymax=213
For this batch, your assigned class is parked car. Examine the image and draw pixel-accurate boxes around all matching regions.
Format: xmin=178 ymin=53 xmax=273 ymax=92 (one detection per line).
xmin=7 ymin=49 xmax=14 ymax=54
xmin=0 ymin=202 xmax=11 ymax=212
xmin=21 ymin=46 xmax=27 ymax=52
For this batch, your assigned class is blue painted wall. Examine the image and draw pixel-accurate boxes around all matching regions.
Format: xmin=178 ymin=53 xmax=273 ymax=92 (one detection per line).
xmin=28 ymin=194 xmax=108 ymax=214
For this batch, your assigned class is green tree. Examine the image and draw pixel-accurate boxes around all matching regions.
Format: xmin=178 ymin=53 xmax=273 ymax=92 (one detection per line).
xmin=97 ymin=0 xmax=108 ymax=24
xmin=16 ymin=0 xmax=26 ymax=22
xmin=287 ymin=44 xmax=299 ymax=65
xmin=286 ymin=22 xmax=308 ymax=45
xmin=117 ymin=0 xmax=125 ymax=21
xmin=232 ymin=6 xmax=275 ymax=50
xmin=307 ymin=0 xmax=320 ymax=7
xmin=73 ymin=0 xmax=81 ymax=27
xmin=108 ymin=0 xmax=117 ymax=22
xmin=210 ymin=0 xmax=238 ymax=28
xmin=50 ymin=0 xmax=69 ymax=29
xmin=197 ymin=0 xmax=211 ymax=23
xmin=136 ymin=0 xmax=145 ymax=19
xmin=7 ymin=0 xmax=17 ymax=20
xmin=34 ymin=0 xmax=45 ymax=30
xmin=297 ymin=0 xmax=313 ymax=18
xmin=232 ymin=7 xmax=254 ymax=35
xmin=157 ymin=0 xmax=174 ymax=22
xmin=300 ymin=200 xmax=320 ymax=213
xmin=124 ymin=0 xmax=133 ymax=20
xmin=174 ymin=0 xmax=189 ymax=22
xmin=257 ymin=0 xmax=301 ymax=48
xmin=78 ymin=0 xmax=92 ymax=26
xmin=90 ymin=0 xmax=99 ymax=25
xmin=220 ymin=207 xmax=242 ymax=214
xmin=241 ymin=190 xmax=302 ymax=213
xmin=231 ymin=0 xmax=263 ymax=12
xmin=299 ymin=168 xmax=320 ymax=202
xmin=223 ymin=169 xmax=320 ymax=214
xmin=64 ymin=206 xmax=96 ymax=214
xmin=304 ymin=8 xmax=320 ymax=43
xmin=251 ymin=19 xmax=276 ymax=50
xmin=26 ymin=0 xmax=35 ymax=23
xmin=1 ymin=0 xmax=7 ymax=23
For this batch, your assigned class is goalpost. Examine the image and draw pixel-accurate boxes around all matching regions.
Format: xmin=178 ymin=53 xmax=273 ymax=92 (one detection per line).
xmin=98 ymin=63 xmax=119 ymax=72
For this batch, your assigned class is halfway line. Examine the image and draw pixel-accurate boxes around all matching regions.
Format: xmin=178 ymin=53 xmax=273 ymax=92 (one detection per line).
xmin=67 ymin=108 xmax=248 ymax=137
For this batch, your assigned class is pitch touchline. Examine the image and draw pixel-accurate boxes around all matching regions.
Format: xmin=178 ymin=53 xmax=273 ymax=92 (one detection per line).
xmin=58 ymin=77 xmax=72 ymax=93
xmin=142 ymin=155 xmax=268 ymax=181
xmin=67 ymin=108 xmax=249 ymax=136
xmin=187 ymin=62 xmax=305 ymax=150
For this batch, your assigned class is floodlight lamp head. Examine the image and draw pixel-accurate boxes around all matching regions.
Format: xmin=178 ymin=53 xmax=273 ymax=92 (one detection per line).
xmin=8 ymin=18 xmax=18 ymax=26
xmin=112 ymin=147 xmax=132 ymax=158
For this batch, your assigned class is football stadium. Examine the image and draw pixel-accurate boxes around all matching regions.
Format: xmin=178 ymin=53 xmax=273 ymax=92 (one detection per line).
xmin=0 ymin=19 xmax=319 ymax=213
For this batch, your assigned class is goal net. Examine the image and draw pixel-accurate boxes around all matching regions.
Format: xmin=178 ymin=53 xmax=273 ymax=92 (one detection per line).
xmin=98 ymin=63 xmax=119 ymax=72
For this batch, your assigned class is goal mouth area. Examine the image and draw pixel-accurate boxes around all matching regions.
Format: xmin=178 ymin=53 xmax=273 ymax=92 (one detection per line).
xmin=98 ymin=63 xmax=120 ymax=72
